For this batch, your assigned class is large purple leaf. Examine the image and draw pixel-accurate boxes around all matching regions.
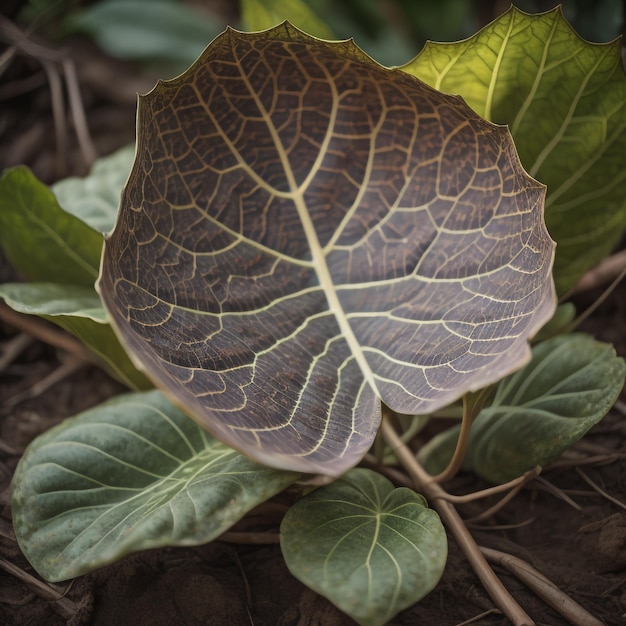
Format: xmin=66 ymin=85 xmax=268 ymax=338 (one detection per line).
xmin=98 ymin=24 xmax=556 ymax=475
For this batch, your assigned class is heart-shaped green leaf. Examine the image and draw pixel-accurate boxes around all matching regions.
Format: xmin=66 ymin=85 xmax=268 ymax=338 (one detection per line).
xmin=99 ymin=23 xmax=556 ymax=475
xmin=280 ymin=468 xmax=447 ymax=626
xmin=11 ymin=390 xmax=299 ymax=582
xmin=403 ymin=6 xmax=626 ymax=294
xmin=419 ymin=334 xmax=626 ymax=482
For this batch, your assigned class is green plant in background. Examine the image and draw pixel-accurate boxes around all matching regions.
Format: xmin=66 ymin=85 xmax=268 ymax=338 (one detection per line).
xmin=2 ymin=3 xmax=625 ymax=625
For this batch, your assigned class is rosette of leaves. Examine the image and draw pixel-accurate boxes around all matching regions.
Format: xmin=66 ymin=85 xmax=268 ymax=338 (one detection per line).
xmin=98 ymin=22 xmax=556 ymax=476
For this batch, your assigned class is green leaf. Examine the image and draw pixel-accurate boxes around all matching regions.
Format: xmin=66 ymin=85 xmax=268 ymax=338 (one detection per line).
xmin=0 ymin=282 xmax=150 ymax=390
xmin=0 ymin=155 xmax=153 ymax=388
xmin=0 ymin=282 xmax=106 ymax=321
xmin=70 ymin=0 xmax=224 ymax=70
xmin=0 ymin=167 xmax=102 ymax=286
xmin=11 ymin=390 xmax=299 ymax=582
xmin=240 ymin=0 xmax=335 ymax=39
xmin=280 ymin=468 xmax=447 ymax=626
xmin=99 ymin=23 xmax=556 ymax=476
xmin=419 ymin=334 xmax=626 ymax=482
xmin=402 ymin=6 xmax=626 ymax=294
xmin=52 ymin=144 xmax=135 ymax=233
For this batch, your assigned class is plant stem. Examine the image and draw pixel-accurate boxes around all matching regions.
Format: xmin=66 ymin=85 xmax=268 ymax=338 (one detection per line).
xmin=430 ymin=386 xmax=493 ymax=483
xmin=381 ymin=418 xmax=536 ymax=626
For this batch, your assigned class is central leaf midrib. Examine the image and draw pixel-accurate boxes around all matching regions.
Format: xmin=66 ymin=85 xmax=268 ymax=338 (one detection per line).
xmin=233 ymin=45 xmax=380 ymax=397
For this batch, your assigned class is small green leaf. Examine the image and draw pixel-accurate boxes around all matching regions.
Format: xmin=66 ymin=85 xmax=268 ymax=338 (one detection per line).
xmin=240 ymin=0 xmax=335 ymax=39
xmin=52 ymin=144 xmax=135 ymax=233
xmin=403 ymin=6 xmax=626 ymax=293
xmin=280 ymin=468 xmax=447 ymax=626
xmin=0 ymin=167 xmax=102 ymax=286
xmin=12 ymin=390 xmax=299 ymax=582
xmin=419 ymin=334 xmax=626 ymax=482
xmin=0 ymin=282 xmax=107 ymax=321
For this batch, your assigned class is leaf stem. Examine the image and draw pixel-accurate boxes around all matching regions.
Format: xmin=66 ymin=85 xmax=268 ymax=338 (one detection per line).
xmin=381 ymin=418 xmax=536 ymax=626
xmin=430 ymin=387 xmax=493 ymax=483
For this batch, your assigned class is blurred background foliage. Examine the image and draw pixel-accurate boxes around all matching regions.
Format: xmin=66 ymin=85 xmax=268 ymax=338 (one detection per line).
xmin=5 ymin=0 xmax=625 ymax=72
xmin=1 ymin=0 xmax=623 ymax=182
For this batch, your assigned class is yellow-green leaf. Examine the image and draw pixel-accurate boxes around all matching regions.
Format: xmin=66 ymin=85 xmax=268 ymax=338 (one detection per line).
xmin=240 ymin=0 xmax=334 ymax=39
xmin=403 ymin=6 xmax=626 ymax=293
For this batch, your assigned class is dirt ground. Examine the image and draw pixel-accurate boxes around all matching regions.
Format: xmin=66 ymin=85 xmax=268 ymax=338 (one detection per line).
xmin=1 ymin=8 xmax=626 ymax=626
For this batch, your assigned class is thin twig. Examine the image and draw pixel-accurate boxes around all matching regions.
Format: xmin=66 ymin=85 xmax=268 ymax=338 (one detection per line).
xmin=0 ymin=43 xmax=17 ymax=76
xmin=463 ymin=470 xmax=541 ymax=523
xmin=479 ymin=547 xmax=604 ymax=626
xmin=454 ymin=608 xmax=502 ymax=625
xmin=0 ymin=557 xmax=76 ymax=620
xmin=570 ymin=249 xmax=626 ymax=294
xmin=218 ymin=531 xmax=281 ymax=544
xmin=547 ymin=452 xmax=626 ymax=470
xmin=467 ymin=518 xmax=536 ymax=531
xmin=63 ymin=57 xmax=98 ymax=166
xmin=563 ymin=262 xmax=626 ymax=331
xmin=364 ymin=455 xmax=539 ymax=523
xmin=0 ymin=16 xmax=66 ymax=62
xmin=575 ymin=467 xmax=626 ymax=510
xmin=0 ymin=302 xmax=95 ymax=363
xmin=0 ymin=332 xmax=34 ymax=372
xmin=532 ymin=476 xmax=582 ymax=510
xmin=448 ymin=467 xmax=540 ymax=505
xmin=5 ymin=355 xmax=86 ymax=408
xmin=41 ymin=58 xmax=67 ymax=178
xmin=381 ymin=418 xmax=535 ymax=626
xmin=0 ymin=15 xmax=98 ymax=173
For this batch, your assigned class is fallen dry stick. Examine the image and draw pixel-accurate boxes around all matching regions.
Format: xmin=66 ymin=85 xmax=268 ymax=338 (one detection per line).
xmin=479 ymin=547 xmax=604 ymax=626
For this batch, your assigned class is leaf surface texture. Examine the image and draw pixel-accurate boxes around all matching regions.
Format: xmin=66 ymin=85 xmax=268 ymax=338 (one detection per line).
xmin=99 ymin=24 xmax=556 ymax=474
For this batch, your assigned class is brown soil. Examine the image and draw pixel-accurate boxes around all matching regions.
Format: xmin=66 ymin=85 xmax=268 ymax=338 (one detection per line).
xmin=1 ymin=8 xmax=625 ymax=626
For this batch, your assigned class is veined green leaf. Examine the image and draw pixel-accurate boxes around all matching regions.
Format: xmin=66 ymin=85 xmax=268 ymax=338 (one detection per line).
xmin=402 ymin=6 xmax=626 ymax=294
xmin=280 ymin=468 xmax=447 ymax=626
xmin=99 ymin=23 xmax=556 ymax=476
xmin=12 ymin=390 xmax=299 ymax=582
xmin=52 ymin=144 xmax=135 ymax=234
xmin=0 ymin=167 xmax=102 ymax=286
xmin=0 ymin=282 xmax=150 ymax=390
xmin=419 ymin=334 xmax=626 ymax=482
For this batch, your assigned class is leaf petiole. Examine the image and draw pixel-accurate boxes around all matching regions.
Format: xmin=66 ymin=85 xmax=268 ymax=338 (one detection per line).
xmin=429 ymin=385 xmax=495 ymax=483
